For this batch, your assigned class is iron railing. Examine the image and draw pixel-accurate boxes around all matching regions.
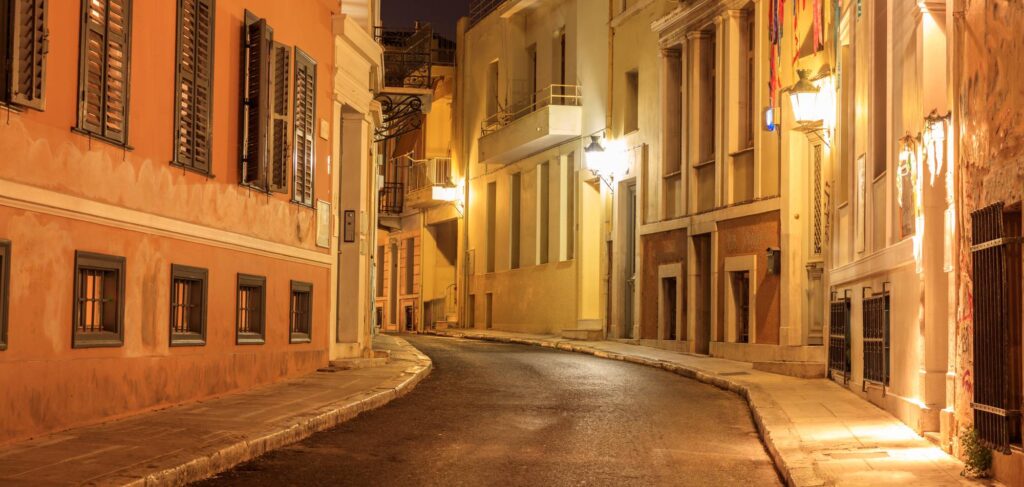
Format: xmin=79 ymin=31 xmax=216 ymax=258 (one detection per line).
xmin=379 ymin=182 xmax=405 ymax=215
xmin=862 ymin=285 xmax=890 ymax=389
xmin=408 ymin=157 xmax=454 ymax=193
xmin=481 ymin=84 xmax=582 ymax=136
xmin=375 ymin=25 xmax=433 ymax=89
xmin=828 ymin=291 xmax=851 ymax=384
xmin=971 ymin=202 xmax=1023 ymax=453
xmin=469 ymin=0 xmax=508 ymax=27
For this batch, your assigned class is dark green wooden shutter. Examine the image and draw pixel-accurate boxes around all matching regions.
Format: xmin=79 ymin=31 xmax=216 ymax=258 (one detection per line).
xmin=174 ymin=0 xmax=214 ymax=172
xmin=269 ymin=41 xmax=290 ymax=193
xmin=10 ymin=0 xmax=47 ymax=110
xmin=241 ymin=11 xmax=269 ymax=188
xmin=292 ymin=47 xmax=316 ymax=206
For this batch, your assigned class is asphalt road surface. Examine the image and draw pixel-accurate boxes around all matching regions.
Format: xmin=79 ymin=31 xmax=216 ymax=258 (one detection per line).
xmin=197 ymin=335 xmax=782 ymax=486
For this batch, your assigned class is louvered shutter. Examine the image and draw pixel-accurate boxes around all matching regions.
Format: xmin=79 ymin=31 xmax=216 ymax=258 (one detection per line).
xmin=241 ymin=12 xmax=270 ymax=188
xmin=10 ymin=0 xmax=47 ymax=110
xmin=268 ymin=41 xmax=290 ymax=193
xmin=292 ymin=48 xmax=316 ymax=206
xmin=174 ymin=0 xmax=214 ymax=172
xmin=77 ymin=0 xmax=131 ymax=144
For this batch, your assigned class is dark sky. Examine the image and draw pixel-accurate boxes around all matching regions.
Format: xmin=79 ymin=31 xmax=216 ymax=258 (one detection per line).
xmin=382 ymin=0 xmax=468 ymax=40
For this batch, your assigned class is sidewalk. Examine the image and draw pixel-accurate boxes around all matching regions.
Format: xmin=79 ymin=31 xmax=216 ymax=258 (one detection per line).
xmin=0 ymin=335 xmax=431 ymax=487
xmin=428 ymin=328 xmax=993 ymax=487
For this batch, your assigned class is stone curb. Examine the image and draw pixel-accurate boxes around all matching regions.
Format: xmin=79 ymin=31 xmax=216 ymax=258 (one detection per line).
xmin=427 ymin=330 xmax=828 ymax=487
xmin=123 ymin=336 xmax=433 ymax=487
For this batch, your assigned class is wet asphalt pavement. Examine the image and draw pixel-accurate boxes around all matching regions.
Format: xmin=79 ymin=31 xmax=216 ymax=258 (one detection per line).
xmin=196 ymin=335 xmax=782 ymax=486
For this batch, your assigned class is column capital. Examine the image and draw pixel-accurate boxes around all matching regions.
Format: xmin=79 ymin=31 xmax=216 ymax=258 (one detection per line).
xmin=686 ymin=30 xmax=710 ymax=41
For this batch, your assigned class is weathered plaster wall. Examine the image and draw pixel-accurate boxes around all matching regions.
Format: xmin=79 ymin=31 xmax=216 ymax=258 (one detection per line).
xmin=717 ymin=212 xmax=781 ymax=345
xmin=640 ymin=229 xmax=688 ymax=340
xmin=956 ymin=0 xmax=1024 ymax=431
xmin=0 ymin=209 xmax=329 ymax=444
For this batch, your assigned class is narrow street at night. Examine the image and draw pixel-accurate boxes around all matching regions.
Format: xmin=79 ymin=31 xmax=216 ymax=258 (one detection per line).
xmin=197 ymin=335 xmax=782 ymax=486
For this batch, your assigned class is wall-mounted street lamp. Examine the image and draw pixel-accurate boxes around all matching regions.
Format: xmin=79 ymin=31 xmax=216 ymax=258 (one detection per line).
xmin=789 ymin=69 xmax=822 ymax=126
xmin=585 ymin=132 xmax=629 ymax=190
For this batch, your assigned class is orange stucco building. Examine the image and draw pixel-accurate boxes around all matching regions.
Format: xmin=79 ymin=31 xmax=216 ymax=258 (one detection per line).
xmin=0 ymin=0 xmax=381 ymax=444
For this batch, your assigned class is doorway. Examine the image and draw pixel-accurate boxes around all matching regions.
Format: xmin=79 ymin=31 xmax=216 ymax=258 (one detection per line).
xmin=404 ymin=305 xmax=415 ymax=332
xmin=693 ymin=234 xmax=712 ymax=354
xmin=623 ymin=183 xmax=637 ymax=339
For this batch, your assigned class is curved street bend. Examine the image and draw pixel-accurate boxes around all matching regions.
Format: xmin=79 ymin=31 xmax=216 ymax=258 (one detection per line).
xmin=197 ymin=335 xmax=782 ymax=486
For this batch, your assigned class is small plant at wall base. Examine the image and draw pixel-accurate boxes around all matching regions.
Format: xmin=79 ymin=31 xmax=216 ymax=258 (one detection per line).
xmin=959 ymin=427 xmax=992 ymax=478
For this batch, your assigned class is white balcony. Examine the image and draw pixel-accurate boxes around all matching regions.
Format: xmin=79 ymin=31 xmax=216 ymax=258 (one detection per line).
xmin=407 ymin=157 xmax=457 ymax=209
xmin=478 ymin=85 xmax=582 ymax=166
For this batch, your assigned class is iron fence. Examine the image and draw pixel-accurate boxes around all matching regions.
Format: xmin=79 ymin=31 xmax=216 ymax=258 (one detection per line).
xmin=828 ymin=291 xmax=851 ymax=384
xmin=862 ymin=286 xmax=890 ymax=389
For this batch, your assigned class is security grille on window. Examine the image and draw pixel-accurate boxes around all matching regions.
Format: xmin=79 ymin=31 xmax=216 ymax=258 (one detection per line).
xmin=862 ymin=286 xmax=890 ymax=388
xmin=971 ymin=202 xmax=1023 ymax=453
xmin=0 ymin=0 xmax=48 ymax=110
xmin=0 ymin=240 xmax=9 ymax=351
xmin=236 ymin=273 xmax=266 ymax=344
xmin=76 ymin=0 xmax=131 ymax=146
xmin=828 ymin=291 xmax=851 ymax=384
xmin=289 ymin=281 xmax=311 ymax=343
xmin=73 ymin=251 xmax=125 ymax=348
xmin=172 ymin=0 xmax=215 ymax=173
xmin=291 ymin=48 xmax=316 ymax=206
xmin=170 ymin=264 xmax=207 ymax=346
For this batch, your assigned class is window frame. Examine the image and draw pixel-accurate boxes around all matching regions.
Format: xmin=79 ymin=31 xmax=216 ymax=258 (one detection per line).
xmin=74 ymin=0 xmax=134 ymax=149
xmin=235 ymin=273 xmax=266 ymax=345
xmin=169 ymin=264 xmax=208 ymax=347
xmin=291 ymin=46 xmax=317 ymax=207
xmin=289 ymin=280 xmax=312 ymax=343
xmin=0 ymin=240 xmax=9 ymax=351
xmin=72 ymin=251 xmax=126 ymax=349
xmin=171 ymin=0 xmax=216 ymax=175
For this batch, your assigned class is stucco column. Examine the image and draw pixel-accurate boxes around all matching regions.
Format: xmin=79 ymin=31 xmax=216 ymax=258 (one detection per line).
xmin=332 ymin=109 xmax=372 ymax=360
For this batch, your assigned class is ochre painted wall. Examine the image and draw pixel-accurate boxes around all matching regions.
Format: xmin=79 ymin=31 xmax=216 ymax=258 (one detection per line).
xmin=717 ymin=212 xmax=780 ymax=345
xmin=0 ymin=0 xmax=339 ymax=444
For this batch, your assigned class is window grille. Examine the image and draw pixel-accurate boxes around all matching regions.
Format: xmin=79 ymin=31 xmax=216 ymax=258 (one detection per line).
xmin=290 ymin=281 xmax=312 ymax=343
xmin=73 ymin=251 xmax=125 ymax=348
xmin=236 ymin=274 xmax=266 ymax=344
xmin=862 ymin=285 xmax=890 ymax=388
xmin=170 ymin=264 xmax=206 ymax=346
xmin=828 ymin=290 xmax=851 ymax=384
xmin=971 ymin=202 xmax=1023 ymax=453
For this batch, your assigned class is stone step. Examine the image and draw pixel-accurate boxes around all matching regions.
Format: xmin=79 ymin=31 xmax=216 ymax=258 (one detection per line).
xmin=560 ymin=329 xmax=604 ymax=341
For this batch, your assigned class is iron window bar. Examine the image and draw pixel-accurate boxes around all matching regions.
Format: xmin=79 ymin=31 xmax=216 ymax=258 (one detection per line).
xmin=861 ymin=283 xmax=891 ymax=395
xmin=828 ymin=289 xmax=852 ymax=385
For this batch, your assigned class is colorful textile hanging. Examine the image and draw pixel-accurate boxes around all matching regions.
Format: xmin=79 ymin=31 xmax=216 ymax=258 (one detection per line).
xmin=768 ymin=0 xmax=785 ymax=107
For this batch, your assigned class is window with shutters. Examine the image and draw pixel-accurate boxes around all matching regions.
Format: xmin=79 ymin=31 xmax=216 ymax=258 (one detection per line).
xmin=72 ymin=251 xmax=125 ymax=348
xmin=0 ymin=240 xmax=9 ymax=351
xmin=236 ymin=273 xmax=265 ymax=344
xmin=169 ymin=264 xmax=207 ymax=346
xmin=76 ymin=0 xmax=131 ymax=147
xmin=240 ymin=10 xmax=271 ymax=190
xmin=0 ymin=0 xmax=48 ymax=110
xmin=292 ymin=47 xmax=316 ymax=206
xmin=289 ymin=281 xmax=311 ymax=343
xmin=172 ymin=0 xmax=214 ymax=174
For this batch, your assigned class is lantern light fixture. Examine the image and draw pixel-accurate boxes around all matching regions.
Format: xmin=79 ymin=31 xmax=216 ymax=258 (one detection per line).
xmin=788 ymin=69 xmax=822 ymax=125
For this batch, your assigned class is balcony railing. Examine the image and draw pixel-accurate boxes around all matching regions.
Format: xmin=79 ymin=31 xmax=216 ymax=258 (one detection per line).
xmin=469 ymin=0 xmax=508 ymax=27
xmin=375 ymin=26 xmax=433 ymax=90
xmin=379 ymin=182 xmax=405 ymax=215
xmin=408 ymin=157 xmax=454 ymax=192
xmin=481 ymin=84 xmax=582 ymax=136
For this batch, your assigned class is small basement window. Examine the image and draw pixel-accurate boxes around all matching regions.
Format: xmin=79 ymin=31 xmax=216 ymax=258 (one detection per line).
xmin=237 ymin=273 xmax=266 ymax=344
xmin=73 ymin=251 xmax=125 ymax=348
xmin=170 ymin=264 xmax=207 ymax=346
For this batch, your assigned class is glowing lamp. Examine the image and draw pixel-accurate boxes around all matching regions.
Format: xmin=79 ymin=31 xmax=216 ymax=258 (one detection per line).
xmin=788 ymin=69 xmax=822 ymax=125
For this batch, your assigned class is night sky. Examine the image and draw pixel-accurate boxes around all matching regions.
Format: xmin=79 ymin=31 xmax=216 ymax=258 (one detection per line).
xmin=382 ymin=0 xmax=468 ymax=40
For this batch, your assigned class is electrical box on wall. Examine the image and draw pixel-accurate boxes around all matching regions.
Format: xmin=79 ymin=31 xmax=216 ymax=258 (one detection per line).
xmin=767 ymin=247 xmax=781 ymax=275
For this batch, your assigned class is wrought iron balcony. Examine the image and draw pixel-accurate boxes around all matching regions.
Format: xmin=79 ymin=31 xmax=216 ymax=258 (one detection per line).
xmin=407 ymin=157 xmax=457 ymax=209
xmin=375 ymin=25 xmax=434 ymax=90
xmin=379 ymin=182 xmax=405 ymax=215
xmin=480 ymin=84 xmax=582 ymax=136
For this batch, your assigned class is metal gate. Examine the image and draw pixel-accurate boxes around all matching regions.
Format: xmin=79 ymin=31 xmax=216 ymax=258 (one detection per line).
xmin=862 ymin=285 xmax=890 ymax=391
xmin=828 ymin=291 xmax=852 ymax=384
xmin=971 ymin=202 xmax=1022 ymax=453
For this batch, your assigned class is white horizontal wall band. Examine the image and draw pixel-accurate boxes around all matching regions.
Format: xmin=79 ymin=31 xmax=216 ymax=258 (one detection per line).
xmin=0 ymin=179 xmax=332 ymax=268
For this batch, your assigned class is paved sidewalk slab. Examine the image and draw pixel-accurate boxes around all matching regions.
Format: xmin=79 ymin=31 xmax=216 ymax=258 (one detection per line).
xmin=429 ymin=329 xmax=994 ymax=487
xmin=0 ymin=335 xmax=431 ymax=487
